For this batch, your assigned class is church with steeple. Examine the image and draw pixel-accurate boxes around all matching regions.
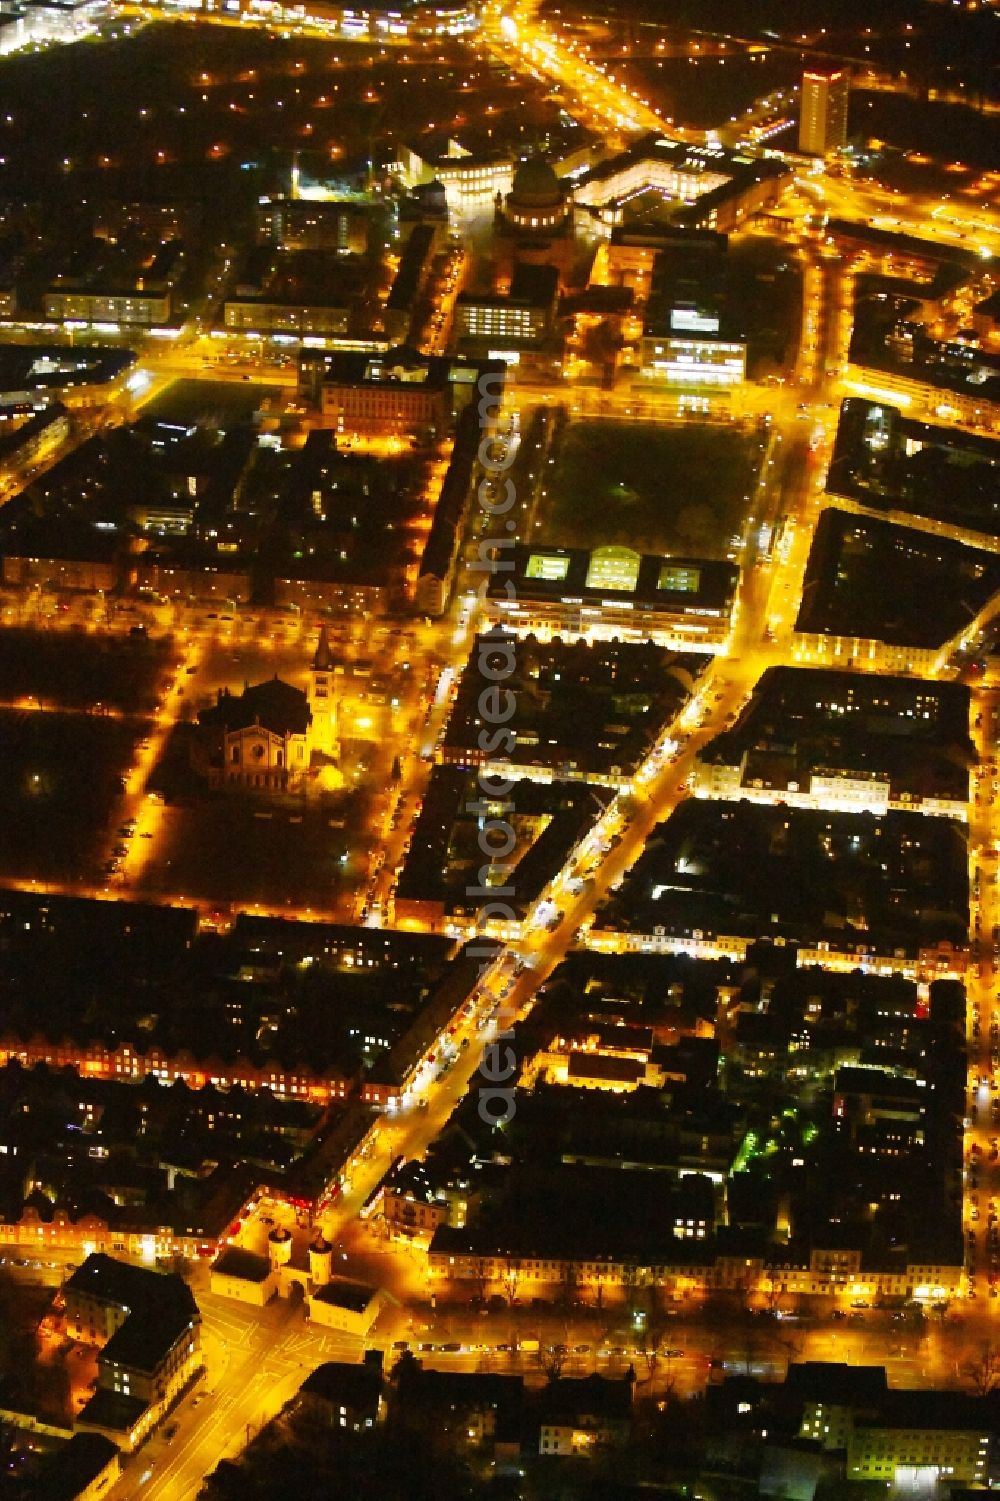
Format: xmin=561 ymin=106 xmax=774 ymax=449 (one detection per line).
xmin=192 ymin=630 xmax=339 ymax=793
xmin=308 ymin=625 xmax=339 ymax=761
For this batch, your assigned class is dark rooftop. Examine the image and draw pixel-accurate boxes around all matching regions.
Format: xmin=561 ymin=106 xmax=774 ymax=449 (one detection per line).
xmin=539 ymin=1372 xmax=634 ymax=1423
xmin=311 ymin=1277 xmax=378 ymax=1314
xmin=76 ymin=1387 xmax=148 ymax=1433
xmin=299 ymin=1358 xmax=382 ymax=1409
xmin=67 ymin=1253 xmax=198 ymax=1376
xmin=784 ymin=1361 xmax=888 ymax=1406
xmin=796 ymin=509 xmax=1000 ymax=648
xmin=211 ymin=1246 xmax=273 ymax=1283
xmin=827 ymin=397 xmax=1000 ymax=538
xmin=597 ymin=799 xmax=969 ymax=951
xmin=16 ymin=1433 xmax=119 ymax=1501
xmin=198 ymin=677 xmax=312 ymax=738
xmin=490 ymin=543 xmax=737 ymax=618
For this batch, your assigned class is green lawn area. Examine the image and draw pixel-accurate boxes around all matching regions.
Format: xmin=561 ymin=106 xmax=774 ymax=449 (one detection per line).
xmin=540 ymin=419 xmax=760 ymax=557
xmin=0 ymin=628 xmax=172 ymax=715
xmin=0 ymin=709 xmax=146 ymax=884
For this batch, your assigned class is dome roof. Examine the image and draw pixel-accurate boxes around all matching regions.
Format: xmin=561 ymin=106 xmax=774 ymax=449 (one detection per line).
xmin=510 ymin=156 xmax=563 ymax=206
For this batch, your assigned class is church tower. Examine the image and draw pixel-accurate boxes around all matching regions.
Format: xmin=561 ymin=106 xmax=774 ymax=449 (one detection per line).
xmin=309 ymin=626 xmax=339 ymax=759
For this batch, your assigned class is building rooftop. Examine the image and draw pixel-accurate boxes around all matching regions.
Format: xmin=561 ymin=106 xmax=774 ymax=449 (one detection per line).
xmin=597 ymin=799 xmax=969 ymax=951
xmin=857 ymin=1388 xmax=1000 ymax=1432
xmin=211 ymin=1246 xmax=272 ymax=1283
xmin=700 ymin=664 xmax=972 ymax=804
xmin=577 ymin=133 xmax=786 ymax=202
xmin=198 ymin=677 xmax=312 ymax=738
xmin=510 ymin=155 xmax=563 ymax=205
xmin=784 ymin=1361 xmax=888 ymax=1406
xmin=76 ymin=1387 xmax=148 ymax=1433
xmin=395 ymin=1367 xmax=524 ymax=1414
xmin=17 ymin=1433 xmax=119 ymax=1501
xmin=796 ymin=508 xmax=1000 ymax=648
xmin=0 ymin=345 xmax=136 ymax=400
xmin=299 ymin=1358 xmax=382 ymax=1409
xmin=442 ymin=633 xmax=703 ymax=779
xmin=827 ymin=218 xmax=976 ymax=270
xmin=827 ymin=397 xmax=1000 ymax=538
xmin=67 ymin=1253 xmax=198 ymax=1376
xmin=566 ymin=1053 xmax=646 ymax=1085
xmin=311 ymin=1276 xmax=379 ymax=1314
xmin=489 ymin=543 xmax=737 ymax=618
xmin=539 ymin=1372 xmax=634 ymax=1424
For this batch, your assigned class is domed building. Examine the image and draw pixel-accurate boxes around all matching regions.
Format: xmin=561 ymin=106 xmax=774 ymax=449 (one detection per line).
xmin=502 ymin=155 xmax=571 ymax=236
xmin=493 ymin=154 xmax=574 ymax=281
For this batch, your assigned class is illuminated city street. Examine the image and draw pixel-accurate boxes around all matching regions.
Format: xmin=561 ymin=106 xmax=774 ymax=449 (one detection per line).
xmin=0 ymin=0 xmax=997 ymax=1494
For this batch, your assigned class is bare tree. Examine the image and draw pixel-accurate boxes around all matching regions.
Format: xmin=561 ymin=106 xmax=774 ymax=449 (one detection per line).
xmin=501 ymin=1256 xmax=522 ymax=1307
xmin=734 ymin=1262 xmax=757 ymax=1313
xmin=770 ymin=1326 xmax=805 ymax=1368
xmin=960 ymin=1340 xmax=1000 ymax=1397
xmin=637 ymin=1285 xmax=670 ymax=1382
xmin=731 ymin=1313 xmax=769 ymax=1379
xmin=620 ymin=1260 xmax=641 ymax=1318
xmin=762 ymin=1269 xmax=784 ymax=1316
xmin=470 ymin=1257 xmax=489 ymax=1303
xmin=556 ymin=1260 xmax=578 ymax=1313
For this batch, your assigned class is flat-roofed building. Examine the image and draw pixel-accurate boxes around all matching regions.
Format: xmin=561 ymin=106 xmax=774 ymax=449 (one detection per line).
xmin=639 ymin=332 xmax=745 ymax=387
xmin=43 ymin=240 xmax=182 ymax=328
xmin=485 ymin=543 xmax=738 ymax=652
xmin=301 ymin=345 xmax=498 ymax=438
xmin=256 ymin=196 xmax=373 ymax=254
xmin=799 ymin=70 xmax=849 ymax=156
xmin=397 ymin=142 xmax=513 ymax=205
xmin=223 ymin=297 xmax=349 ymax=337
xmin=456 ymin=263 xmax=559 ymax=349
xmin=65 ymin=1253 xmax=201 ymax=1450
xmin=575 ymin=136 xmax=789 ymax=232
xmin=307 ymin=1277 xmax=384 ymax=1336
xmin=847 ymin=1391 xmax=994 ymax=1483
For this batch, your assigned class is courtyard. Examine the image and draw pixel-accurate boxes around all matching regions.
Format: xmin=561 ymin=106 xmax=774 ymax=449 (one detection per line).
xmin=539 ymin=417 xmax=761 ymax=558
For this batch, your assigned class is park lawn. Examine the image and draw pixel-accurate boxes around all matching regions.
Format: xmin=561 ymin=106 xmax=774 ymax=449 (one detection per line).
xmin=540 ymin=419 xmax=758 ymax=557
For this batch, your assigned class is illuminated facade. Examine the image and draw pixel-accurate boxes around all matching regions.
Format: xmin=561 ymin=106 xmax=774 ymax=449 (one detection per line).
xmin=44 ymin=288 xmax=171 ymax=327
xmin=0 ymin=403 xmax=70 ymax=482
xmin=639 ymin=333 xmax=745 ymax=387
xmin=575 ymin=136 xmax=789 ymax=232
xmin=847 ymin=1408 xmax=991 ymax=1484
xmin=398 ymin=143 xmax=513 ymax=205
xmin=427 ymin=1238 xmax=963 ymax=1302
xmin=309 ymin=348 xmax=462 ymax=435
xmin=309 ymin=624 xmax=339 ymax=758
xmin=257 ymin=196 xmax=372 ymax=254
xmin=486 ymin=543 xmax=738 ymax=653
xmin=502 ymin=156 xmax=571 ymax=236
xmin=65 ymin=1254 xmax=201 ymax=1451
xmin=0 ymin=1029 xmax=351 ymax=1101
xmin=223 ymin=297 xmax=350 ymax=336
xmin=456 ymin=263 xmax=558 ymax=348
xmin=693 ymin=763 xmax=967 ymax=820
xmin=455 ymin=297 xmax=547 ymax=343
xmin=194 ymin=634 xmax=337 ymax=791
xmin=195 ymin=678 xmax=312 ymax=792
xmin=577 ymin=140 xmax=730 ymax=212
xmin=798 ymin=70 xmax=849 ymax=156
